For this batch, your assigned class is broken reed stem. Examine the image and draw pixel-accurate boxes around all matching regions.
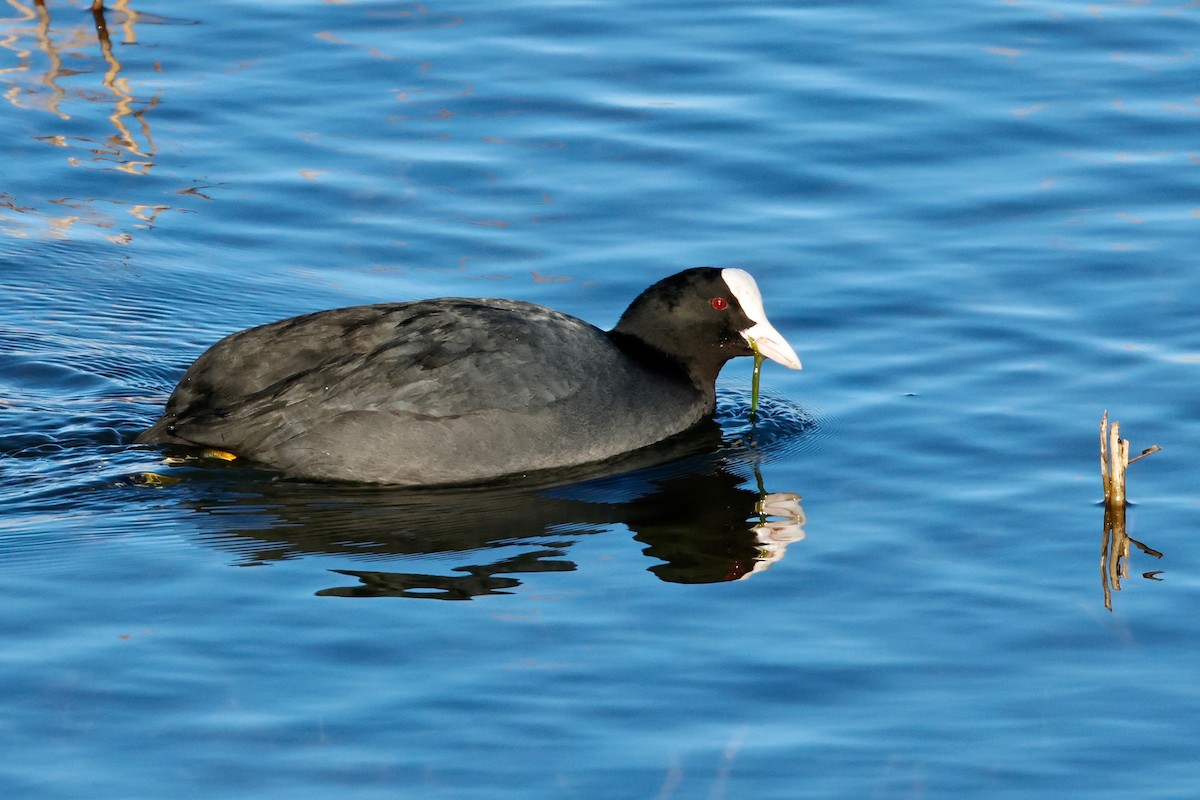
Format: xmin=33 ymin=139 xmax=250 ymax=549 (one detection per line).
xmin=1100 ymin=411 xmax=1160 ymax=508
xmin=1099 ymin=412 xmax=1163 ymax=612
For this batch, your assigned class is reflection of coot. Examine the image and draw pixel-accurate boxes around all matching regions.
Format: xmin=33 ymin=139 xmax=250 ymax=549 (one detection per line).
xmin=624 ymin=470 xmax=778 ymax=584
xmin=161 ymin=415 xmax=807 ymax=598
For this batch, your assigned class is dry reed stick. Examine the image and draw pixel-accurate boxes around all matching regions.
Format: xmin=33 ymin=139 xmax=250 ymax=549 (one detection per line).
xmin=1100 ymin=410 xmax=1160 ymax=508
xmin=1099 ymin=411 xmax=1162 ymax=611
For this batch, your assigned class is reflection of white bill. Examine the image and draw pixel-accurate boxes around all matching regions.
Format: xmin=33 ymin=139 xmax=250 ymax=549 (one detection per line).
xmin=741 ymin=492 xmax=806 ymax=579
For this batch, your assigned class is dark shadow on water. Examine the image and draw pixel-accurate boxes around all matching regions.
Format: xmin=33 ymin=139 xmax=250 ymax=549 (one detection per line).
xmin=141 ymin=397 xmax=812 ymax=599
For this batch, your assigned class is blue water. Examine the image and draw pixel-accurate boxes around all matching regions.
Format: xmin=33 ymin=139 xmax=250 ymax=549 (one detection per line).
xmin=4 ymin=0 xmax=1200 ymax=797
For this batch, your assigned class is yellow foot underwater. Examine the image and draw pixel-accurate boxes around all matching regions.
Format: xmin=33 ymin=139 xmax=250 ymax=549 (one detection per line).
xmin=128 ymin=472 xmax=183 ymax=487
xmin=128 ymin=449 xmax=239 ymax=488
xmin=162 ymin=448 xmax=239 ymax=466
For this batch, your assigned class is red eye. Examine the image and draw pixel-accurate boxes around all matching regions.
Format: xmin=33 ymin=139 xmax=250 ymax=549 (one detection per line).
xmin=711 ymin=297 xmax=728 ymax=310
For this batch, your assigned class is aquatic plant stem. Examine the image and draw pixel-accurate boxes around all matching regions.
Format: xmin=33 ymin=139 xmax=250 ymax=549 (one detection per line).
xmin=1100 ymin=411 xmax=1160 ymax=507
xmin=1098 ymin=411 xmax=1163 ymax=611
xmin=749 ymin=339 xmax=765 ymax=422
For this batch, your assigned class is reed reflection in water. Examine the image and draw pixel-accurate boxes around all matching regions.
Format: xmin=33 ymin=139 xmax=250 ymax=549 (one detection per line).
xmin=0 ymin=1 xmax=200 ymax=240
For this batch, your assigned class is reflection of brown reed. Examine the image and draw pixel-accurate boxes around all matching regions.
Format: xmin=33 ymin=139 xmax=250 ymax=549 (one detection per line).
xmin=93 ymin=0 xmax=157 ymax=174
xmin=2 ymin=0 xmax=156 ymax=171
xmin=1099 ymin=411 xmax=1162 ymax=611
xmin=1 ymin=1 xmax=168 ymax=240
xmin=0 ymin=1 xmax=68 ymax=119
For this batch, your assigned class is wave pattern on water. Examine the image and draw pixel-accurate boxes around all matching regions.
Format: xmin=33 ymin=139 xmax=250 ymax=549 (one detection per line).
xmin=1 ymin=0 xmax=1199 ymax=797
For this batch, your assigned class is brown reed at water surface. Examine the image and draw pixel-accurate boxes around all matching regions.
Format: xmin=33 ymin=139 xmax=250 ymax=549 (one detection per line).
xmin=1100 ymin=411 xmax=1161 ymax=508
xmin=1099 ymin=411 xmax=1163 ymax=612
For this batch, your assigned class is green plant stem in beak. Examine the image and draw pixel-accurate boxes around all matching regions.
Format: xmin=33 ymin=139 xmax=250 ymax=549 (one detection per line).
xmin=749 ymin=338 xmax=765 ymax=422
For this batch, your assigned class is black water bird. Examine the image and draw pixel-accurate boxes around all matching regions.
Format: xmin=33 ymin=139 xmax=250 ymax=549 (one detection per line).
xmin=137 ymin=267 xmax=800 ymax=484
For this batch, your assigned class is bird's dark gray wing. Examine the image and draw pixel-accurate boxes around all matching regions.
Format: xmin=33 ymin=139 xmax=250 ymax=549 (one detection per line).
xmin=143 ymin=299 xmax=613 ymax=446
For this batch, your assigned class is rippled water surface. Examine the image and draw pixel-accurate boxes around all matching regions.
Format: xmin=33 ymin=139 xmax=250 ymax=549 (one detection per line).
xmin=3 ymin=1 xmax=1200 ymax=797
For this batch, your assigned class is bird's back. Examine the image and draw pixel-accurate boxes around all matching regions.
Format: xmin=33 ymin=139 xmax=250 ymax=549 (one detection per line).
xmin=138 ymin=298 xmax=707 ymax=484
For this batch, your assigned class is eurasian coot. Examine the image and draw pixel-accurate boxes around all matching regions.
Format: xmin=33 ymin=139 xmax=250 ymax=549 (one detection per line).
xmin=137 ymin=267 xmax=800 ymax=484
